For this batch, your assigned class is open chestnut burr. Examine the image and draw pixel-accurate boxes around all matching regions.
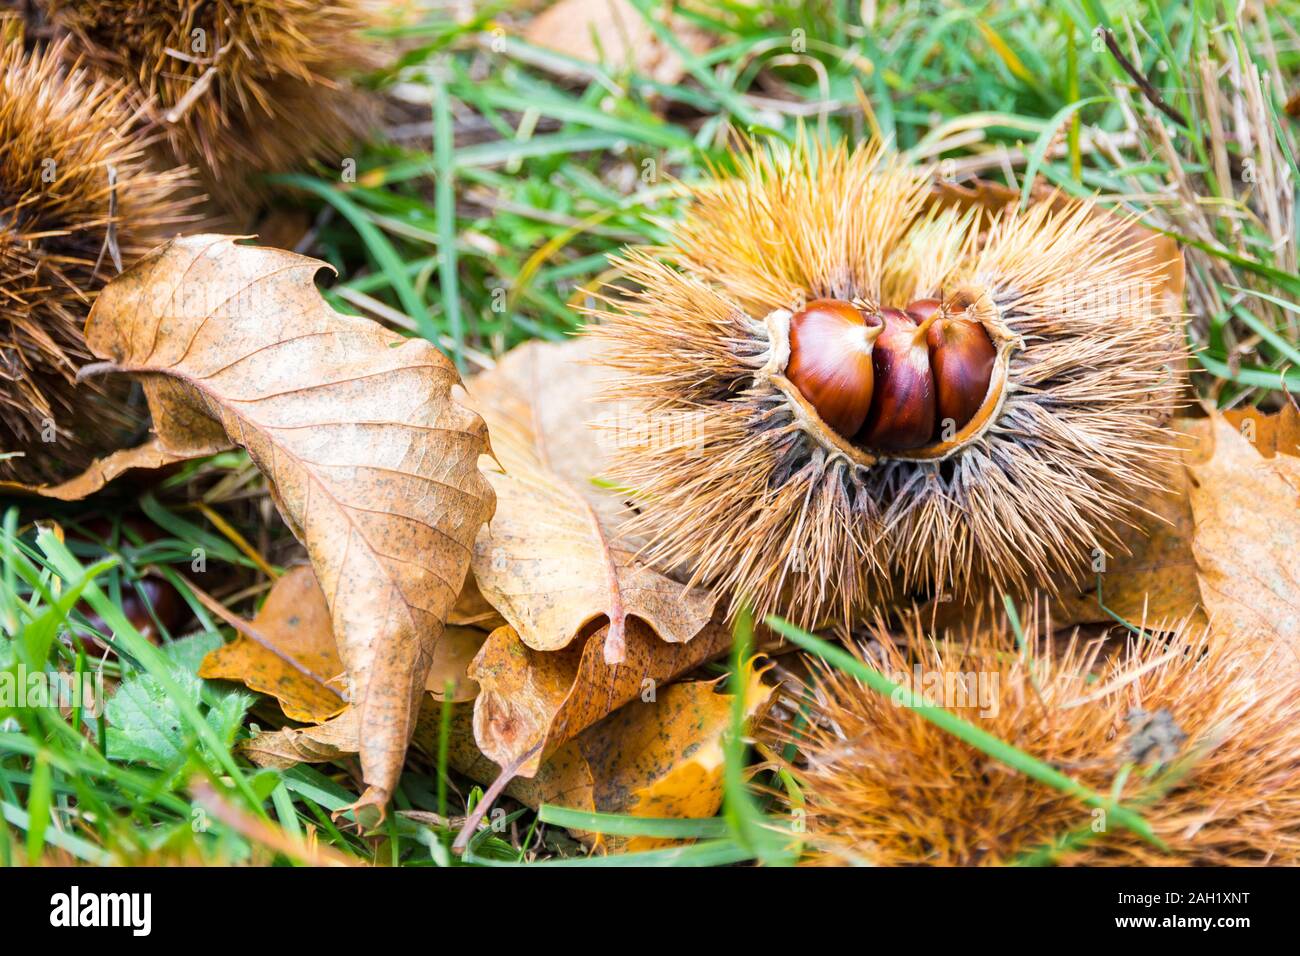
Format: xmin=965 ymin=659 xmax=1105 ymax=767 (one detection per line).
xmin=588 ymin=137 xmax=1186 ymax=628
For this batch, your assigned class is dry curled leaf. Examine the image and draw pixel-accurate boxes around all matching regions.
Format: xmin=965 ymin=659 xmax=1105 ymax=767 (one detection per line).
xmin=579 ymin=660 xmax=773 ymax=852
xmin=85 ymin=234 xmax=495 ymax=812
xmin=243 ymin=696 xmax=594 ymax=815
xmin=201 ymin=566 xmax=485 ymax=725
xmin=428 ymin=626 xmax=490 ymax=702
xmin=241 ymin=707 xmax=363 ymax=770
xmin=470 ymin=615 xmax=733 ymax=778
xmin=200 ymin=566 xmax=347 ymax=723
xmin=447 ymin=570 xmax=507 ymax=631
xmin=1187 ymin=411 xmax=1300 ymax=672
xmin=428 ymin=707 xmax=597 ymax=836
xmin=1221 ymin=403 xmax=1300 ymax=459
xmin=0 ymin=436 xmax=203 ymax=500
xmin=466 ymin=337 xmax=715 ymax=664
xmin=430 ymin=662 xmax=772 ymax=852
xmin=237 ymin=614 xmax=771 ymax=849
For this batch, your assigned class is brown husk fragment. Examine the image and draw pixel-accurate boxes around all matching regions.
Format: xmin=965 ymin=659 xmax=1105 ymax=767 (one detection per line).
xmin=42 ymin=0 xmax=380 ymax=214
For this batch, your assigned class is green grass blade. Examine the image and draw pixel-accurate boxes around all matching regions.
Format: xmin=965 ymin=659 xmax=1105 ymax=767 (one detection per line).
xmin=2 ymin=800 xmax=111 ymax=865
xmin=474 ymin=837 xmax=753 ymax=867
xmin=1019 ymin=96 xmax=1109 ymax=207
xmin=36 ymin=530 xmax=263 ymax=812
xmin=23 ymin=751 xmax=52 ymax=863
xmin=538 ymin=805 xmax=731 ymax=839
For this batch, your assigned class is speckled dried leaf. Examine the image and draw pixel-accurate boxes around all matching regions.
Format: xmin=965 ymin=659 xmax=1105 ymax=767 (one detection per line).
xmin=83 ymin=235 xmax=495 ymax=812
xmin=465 ymin=337 xmax=715 ymax=664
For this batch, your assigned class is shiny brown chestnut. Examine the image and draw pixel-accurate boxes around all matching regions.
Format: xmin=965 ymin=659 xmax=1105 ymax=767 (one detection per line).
xmin=786 ymin=299 xmax=883 ymax=438
xmin=925 ymin=310 xmax=996 ymax=435
xmin=904 ymin=297 xmax=943 ymax=325
xmin=858 ymin=306 xmax=940 ymax=451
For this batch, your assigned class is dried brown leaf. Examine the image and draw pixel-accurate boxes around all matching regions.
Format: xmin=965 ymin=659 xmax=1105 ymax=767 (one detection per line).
xmin=0 ymin=436 xmax=206 ymax=500
xmin=201 ymin=566 xmax=484 ymax=724
xmin=579 ymin=661 xmax=773 ymax=852
xmin=1187 ymin=411 xmax=1300 ymax=672
xmin=1221 ymin=403 xmax=1300 ymax=459
xmin=248 ymin=698 xmax=598 ymax=837
xmin=199 ymin=566 xmax=347 ymax=722
xmin=447 ymin=570 xmax=506 ymax=630
xmin=431 ymin=662 xmax=771 ymax=851
xmin=428 ymin=626 xmax=488 ymax=703
xmin=466 ymin=337 xmax=715 ymax=663
xmin=85 ymin=234 xmax=495 ymax=811
xmin=1049 ymin=417 xmax=1211 ymax=631
xmin=429 ymin=707 xmax=597 ymax=834
xmin=241 ymin=707 xmax=362 ymax=770
xmin=245 ymin=648 xmax=770 ymax=852
xmin=469 ymin=616 xmax=732 ymax=778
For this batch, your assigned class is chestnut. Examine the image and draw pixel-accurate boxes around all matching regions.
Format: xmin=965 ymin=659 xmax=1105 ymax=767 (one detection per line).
xmin=786 ymin=299 xmax=883 ymax=438
xmin=858 ymin=306 xmax=939 ymax=450
xmin=926 ymin=311 xmax=996 ymax=436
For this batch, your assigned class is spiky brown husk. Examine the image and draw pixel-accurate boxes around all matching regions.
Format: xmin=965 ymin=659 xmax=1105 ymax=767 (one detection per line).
xmin=781 ymin=611 xmax=1300 ymax=865
xmin=41 ymin=0 xmax=378 ymax=211
xmin=587 ymin=137 xmax=1186 ymax=626
xmin=1 ymin=39 xmax=193 ymax=484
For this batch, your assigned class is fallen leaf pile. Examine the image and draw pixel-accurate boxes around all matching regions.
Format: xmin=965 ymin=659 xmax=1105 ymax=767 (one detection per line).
xmin=201 ymin=565 xmax=487 ymax=722
xmin=428 ymin=658 xmax=773 ymax=852
xmin=463 ymin=338 xmax=716 ymax=664
xmin=470 ymin=617 xmax=732 ymax=777
xmin=232 ymin=576 xmax=755 ymax=851
xmin=192 ymin=334 xmax=741 ymax=850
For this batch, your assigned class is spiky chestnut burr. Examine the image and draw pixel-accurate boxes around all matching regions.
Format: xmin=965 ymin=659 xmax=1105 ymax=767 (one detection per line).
xmin=0 ymin=39 xmax=193 ymax=484
xmin=39 ymin=0 xmax=379 ymax=214
xmin=586 ymin=137 xmax=1185 ymax=627
xmin=779 ymin=609 xmax=1300 ymax=866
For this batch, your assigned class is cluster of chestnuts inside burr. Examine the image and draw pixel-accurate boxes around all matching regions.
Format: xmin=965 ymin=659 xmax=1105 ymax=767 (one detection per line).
xmin=784 ymin=296 xmax=997 ymax=451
